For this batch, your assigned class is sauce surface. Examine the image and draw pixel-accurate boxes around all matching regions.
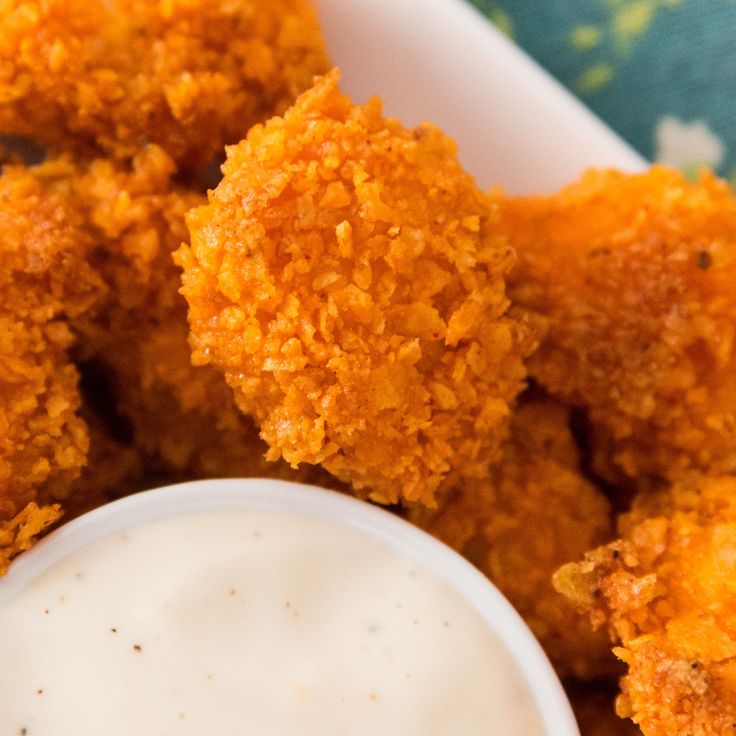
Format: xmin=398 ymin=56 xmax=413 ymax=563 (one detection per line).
xmin=0 ymin=509 xmax=544 ymax=735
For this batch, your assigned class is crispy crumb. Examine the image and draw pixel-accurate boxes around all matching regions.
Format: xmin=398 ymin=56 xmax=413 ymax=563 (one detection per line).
xmin=0 ymin=0 xmax=330 ymax=167
xmin=0 ymin=158 xmax=101 ymax=571
xmin=69 ymin=145 xmax=332 ymax=486
xmin=0 ymin=504 xmax=62 ymax=576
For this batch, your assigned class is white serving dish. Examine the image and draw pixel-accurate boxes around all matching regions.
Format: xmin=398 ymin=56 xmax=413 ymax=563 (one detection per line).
xmin=316 ymin=0 xmax=646 ymax=194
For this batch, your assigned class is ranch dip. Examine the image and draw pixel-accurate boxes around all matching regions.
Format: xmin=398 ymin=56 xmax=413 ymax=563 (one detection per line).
xmin=0 ymin=509 xmax=545 ymax=735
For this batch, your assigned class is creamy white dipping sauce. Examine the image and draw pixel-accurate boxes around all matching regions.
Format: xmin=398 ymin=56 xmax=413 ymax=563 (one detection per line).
xmin=0 ymin=509 xmax=544 ymax=735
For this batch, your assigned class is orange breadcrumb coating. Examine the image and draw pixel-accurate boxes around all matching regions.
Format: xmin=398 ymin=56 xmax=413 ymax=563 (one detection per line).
xmin=0 ymin=503 xmax=62 ymax=575
xmin=410 ymin=396 xmax=615 ymax=679
xmin=70 ymin=145 xmax=328 ymax=484
xmin=500 ymin=167 xmax=736 ymax=487
xmin=0 ymin=0 xmax=330 ymax=167
xmin=555 ymin=475 xmax=736 ymax=735
xmin=178 ymin=70 xmax=530 ymax=506
xmin=0 ymin=159 xmax=102 ymax=570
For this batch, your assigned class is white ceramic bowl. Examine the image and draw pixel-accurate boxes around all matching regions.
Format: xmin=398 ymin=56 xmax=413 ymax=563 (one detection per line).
xmin=315 ymin=0 xmax=646 ymax=194
xmin=0 ymin=479 xmax=579 ymax=735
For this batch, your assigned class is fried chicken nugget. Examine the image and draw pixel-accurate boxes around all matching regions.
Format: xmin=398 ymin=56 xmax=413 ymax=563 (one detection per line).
xmin=177 ymin=70 xmax=531 ymax=506
xmin=0 ymin=158 xmax=101 ymax=571
xmin=70 ymin=145 xmax=322 ymax=484
xmin=410 ymin=396 xmax=615 ymax=678
xmin=0 ymin=0 xmax=330 ymax=167
xmin=555 ymin=475 xmax=736 ymax=735
xmin=499 ymin=167 xmax=736 ymax=487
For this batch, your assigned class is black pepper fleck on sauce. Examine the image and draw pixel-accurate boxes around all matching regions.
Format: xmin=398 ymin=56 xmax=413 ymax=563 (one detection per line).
xmin=612 ymin=549 xmax=620 ymax=560
xmin=111 ymin=627 xmax=117 ymax=633
xmin=697 ymin=250 xmax=712 ymax=270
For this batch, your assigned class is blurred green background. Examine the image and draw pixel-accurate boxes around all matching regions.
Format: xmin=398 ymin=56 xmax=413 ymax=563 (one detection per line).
xmin=469 ymin=0 xmax=736 ymax=180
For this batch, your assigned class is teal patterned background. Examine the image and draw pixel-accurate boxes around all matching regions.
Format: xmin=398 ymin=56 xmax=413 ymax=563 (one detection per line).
xmin=469 ymin=0 xmax=736 ymax=181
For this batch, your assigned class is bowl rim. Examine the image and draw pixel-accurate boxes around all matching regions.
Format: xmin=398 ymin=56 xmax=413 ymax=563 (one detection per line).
xmin=316 ymin=0 xmax=647 ymax=195
xmin=1 ymin=478 xmax=579 ymax=735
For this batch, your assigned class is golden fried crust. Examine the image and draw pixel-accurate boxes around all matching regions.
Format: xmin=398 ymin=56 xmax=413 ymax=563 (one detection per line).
xmin=178 ymin=70 xmax=530 ymax=506
xmin=500 ymin=167 xmax=736 ymax=486
xmin=0 ymin=161 xmax=101 ymax=548
xmin=555 ymin=476 xmax=736 ymax=735
xmin=0 ymin=0 xmax=330 ymax=167
xmin=69 ymin=145 xmax=322 ymax=483
xmin=0 ymin=503 xmax=62 ymax=575
xmin=410 ymin=397 xmax=615 ymax=678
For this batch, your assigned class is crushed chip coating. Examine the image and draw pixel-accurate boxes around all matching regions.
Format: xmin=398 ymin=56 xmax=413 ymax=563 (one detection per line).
xmin=410 ymin=396 xmax=615 ymax=678
xmin=0 ymin=0 xmax=330 ymax=167
xmin=555 ymin=475 xmax=736 ymax=735
xmin=178 ymin=70 xmax=530 ymax=505
xmin=70 ymin=145 xmax=332 ymax=485
xmin=0 ymin=503 xmax=62 ymax=575
xmin=500 ymin=167 xmax=736 ymax=487
xmin=0 ymin=159 xmax=101 ymax=570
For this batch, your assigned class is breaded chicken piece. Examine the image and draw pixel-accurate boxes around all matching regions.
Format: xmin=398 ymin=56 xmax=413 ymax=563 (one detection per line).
xmin=0 ymin=0 xmax=330 ymax=167
xmin=555 ymin=475 xmax=736 ymax=735
xmin=500 ymin=167 xmax=736 ymax=487
xmin=410 ymin=397 xmax=615 ymax=678
xmin=70 ymin=145 xmax=325 ymax=484
xmin=0 ymin=158 xmax=101 ymax=571
xmin=178 ymin=70 xmax=531 ymax=506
